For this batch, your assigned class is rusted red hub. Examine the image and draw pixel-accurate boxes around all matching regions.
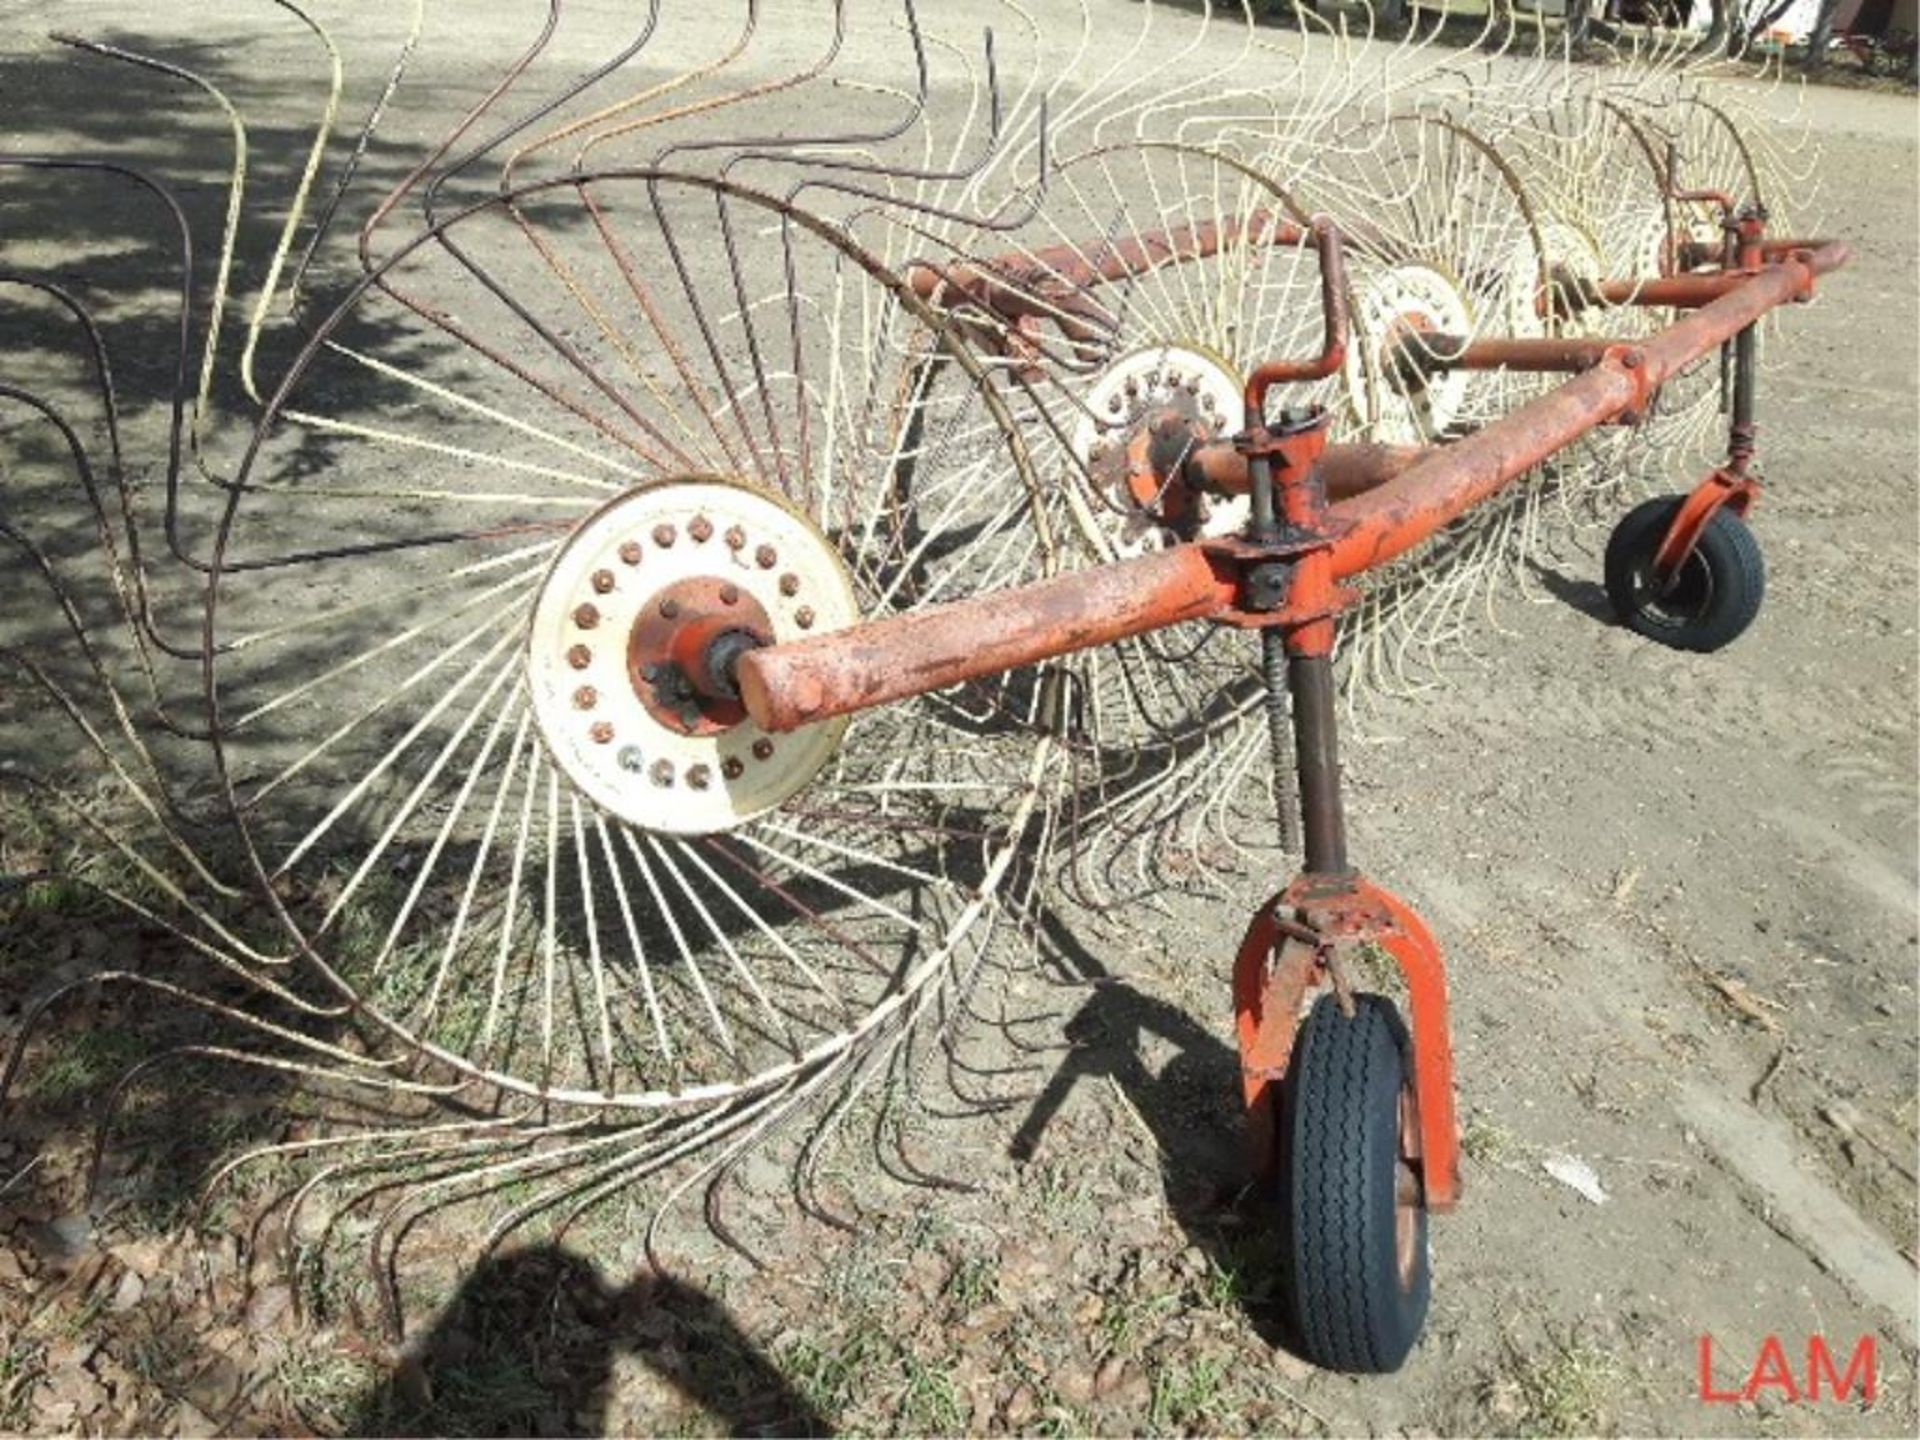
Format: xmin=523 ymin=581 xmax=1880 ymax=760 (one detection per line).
xmin=1088 ymin=389 xmax=1219 ymax=528
xmin=626 ymin=576 xmax=772 ymax=737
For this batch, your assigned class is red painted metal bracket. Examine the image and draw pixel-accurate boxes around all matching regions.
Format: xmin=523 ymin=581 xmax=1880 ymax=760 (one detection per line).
xmin=1232 ymin=872 xmax=1461 ymax=1211
xmin=1652 ymin=467 xmax=1762 ymax=583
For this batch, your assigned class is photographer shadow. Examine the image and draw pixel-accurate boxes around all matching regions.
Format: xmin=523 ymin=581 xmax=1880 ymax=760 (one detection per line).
xmin=348 ymin=1245 xmax=828 ymax=1438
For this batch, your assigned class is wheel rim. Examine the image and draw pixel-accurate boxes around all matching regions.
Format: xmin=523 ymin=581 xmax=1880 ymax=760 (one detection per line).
xmin=1395 ymin=1083 xmax=1425 ymax=1292
xmin=1634 ymin=546 xmax=1716 ymax=632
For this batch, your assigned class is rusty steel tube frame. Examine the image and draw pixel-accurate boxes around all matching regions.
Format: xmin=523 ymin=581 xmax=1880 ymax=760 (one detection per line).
xmin=1327 ymin=240 xmax=1846 ymax=576
xmin=1185 ymin=440 xmax=1430 ymax=502
xmin=735 ymin=545 xmax=1235 ymax=730
xmin=736 ymin=241 xmax=1847 ymax=734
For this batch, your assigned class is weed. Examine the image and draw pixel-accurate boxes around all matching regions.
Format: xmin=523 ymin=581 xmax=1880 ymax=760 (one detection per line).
xmin=0 ymin=1338 xmax=46 ymax=1431
xmin=34 ymin=1028 xmax=148 ymax=1102
xmin=780 ymin=1320 xmax=890 ymax=1422
xmin=942 ymin=1251 xmax=999 ymax=1318
xmin=277 ymin=1348 xmax=379 ymax=1432
xmin=1100 ymin=1285 xmax=1181 ymax=1355
xmin=1461 ymin=1114 xmax=1515 ymax=1166
xmin=897 ymin=1350 xmax=965 ymax=1434
xmin=1148 ymin=1354 xmax=1228 ymax=1433
xmin=1495 ymin=1332 xmax=1619 ymax=1436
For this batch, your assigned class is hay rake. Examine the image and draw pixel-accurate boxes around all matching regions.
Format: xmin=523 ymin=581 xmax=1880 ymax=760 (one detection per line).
xmin=1 ymin=1 xmax=1844 ymax=1374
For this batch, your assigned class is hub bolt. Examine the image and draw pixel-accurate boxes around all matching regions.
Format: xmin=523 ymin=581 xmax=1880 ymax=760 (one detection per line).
xmin=591 ymin=569 xmax=616 ymax=594
xmin=617 ymin=745 xmax=644 ymax=773
xmin=689 ymin=515 xmax=714 ymax=543
xmin=721 ymin=757 xmax=745 ymax=780
xmin=778 ymin=573 xmax=800 ymax=597
xmin=573 ymin=603 xmax=600 ymax=630
xmin=619 ymin=540 xmax=644 ymax=565
xmin=659 ymin=597 xmax=682 ymax=620
xmin=567 ymin=645 xmax=592 ymax=670
xmin=652 ymin=523 xmax=677 ymax=548
xmin=650 ymin=759 xmax=675 ymax=786
xmin=752 ymin=738 xmax=774 ymax=761
xmin=589 ymin=721 xmax=615 ymax=744
xmin=687 ymin=764 xmax=711 ymax=790
xmin=719 ymin=583 xmax=740 ymax=605
xmin=795 ymin=606 xmax=815 ymax=630
xmin=725 ymin=525 xmax=747 ymax=550
xmin=573 ymin=686 xmax=598 ymax=710
xmin=755 ymin=544 xmax=778 ymax=570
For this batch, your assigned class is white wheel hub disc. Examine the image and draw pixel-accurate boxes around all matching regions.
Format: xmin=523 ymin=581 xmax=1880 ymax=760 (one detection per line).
xmin=1347 ymin=265 xmax=1474 ymax=443
xmin=1067 ymin=344 xmax=1246 ymax=558
xmin=526 ymin=478 xmax=855 ymax=835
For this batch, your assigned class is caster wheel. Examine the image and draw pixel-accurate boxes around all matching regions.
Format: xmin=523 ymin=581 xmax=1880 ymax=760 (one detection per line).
xmin=1604 ymin=496 xmax=1765 ymax=652
xmin=1280 ymin=993 xmax=1431 ymax=1374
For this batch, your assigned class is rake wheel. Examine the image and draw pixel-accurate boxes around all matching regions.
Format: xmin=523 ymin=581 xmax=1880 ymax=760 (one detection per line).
xmin=207 ymin=171 xmax=1054 ymax=1108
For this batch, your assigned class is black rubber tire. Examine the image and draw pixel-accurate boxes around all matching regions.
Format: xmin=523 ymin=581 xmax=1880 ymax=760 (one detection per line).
xmin=1603 ymin=496 xmax=1765 ymax=652
xmin=1280 ymin=993 xmax=1430 ymax=1374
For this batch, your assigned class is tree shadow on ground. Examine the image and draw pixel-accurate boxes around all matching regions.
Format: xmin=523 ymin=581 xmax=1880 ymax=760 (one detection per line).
xmin=349 ymin=1245 xmax=828 ymax=1438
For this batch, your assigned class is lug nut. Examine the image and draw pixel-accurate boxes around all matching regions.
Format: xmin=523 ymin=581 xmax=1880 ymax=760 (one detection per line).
xmin=754 ymin=544 xmax=778 ymax=570
xmin=795 ymin=606 xmax=815 ymax=630
xmin=687 ymin=764 xmax=711 ymax=791
xmin=689 ymin=515 xmax=713 ymax=543
xmin=617 ymin=745 xmax=644 ymax=773
xmin=752 ymin=738 xmax=774 ymax=761
xmin=573 ymin=603 xmax=600 ymax=630
xmin=778 ymin=573 xmax=800 ymax=597
xmin=1108 ymin=394 xmax=1123 ymax=414
xmin=659 ymin=597 xmax=681 ymax=620
xmin=589 ymin=721 xmax=615 ymax=744
xmin=650 ymin=759 xmax=674 ymax=786
xmin=725 ymin=525 xmax=747 ymax=550
xmin=592 ymin=569 xmax=616 ymax=594
xmin=721 ymin=757 xmax=745 ymax=780
xmin=619 ymin=540 xmax=643 ymax=565
xmin=652 ymin=523 xmax=677 ymax=547
xmin=719 ymin=583 xmax=740 ymax=605
xmin=573 ymin=686 xmax=598 ymax=710
xmin=567 ymin=644 xmax=592 ymax=670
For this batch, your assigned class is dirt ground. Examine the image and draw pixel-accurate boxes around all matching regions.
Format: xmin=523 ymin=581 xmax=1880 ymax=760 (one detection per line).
xmin=2 ymin=4 xmax=1916 ymax=1437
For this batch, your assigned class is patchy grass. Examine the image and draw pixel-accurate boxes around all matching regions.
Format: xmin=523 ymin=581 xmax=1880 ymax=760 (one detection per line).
xmin=896 ymin=1350 xmax=966 ymax=1433
xmin=942 ymin=1250 xmax=999 ymax=1318
xmin=276 ymin=1348 xmax=379 ymax=1434
xmin=33 ymin=1027 xmax=149 ymax=1102
xmin=0 ymin=1338 xmax=46 ymax=1433
xmin=778 ymin=1320 xmax=891 ymax=1423
xmin=1491 ymin=1332 xmax=1620 ymax=1436
xmin=1148 ymin=1353 xmax=1229 ymax=1434
xmin=1461 ymin=1112 xmax=1518 ymax=1167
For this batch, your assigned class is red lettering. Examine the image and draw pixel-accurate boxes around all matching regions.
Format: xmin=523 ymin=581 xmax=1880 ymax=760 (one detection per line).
xmin=1744 ymin=1335 xmax=1801 ymax=1403
xmin=1697 ymin=1336 xmax=1742 ymax=1403
xmin=1806 ymin=1336 xmax=1877 ymax=1404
